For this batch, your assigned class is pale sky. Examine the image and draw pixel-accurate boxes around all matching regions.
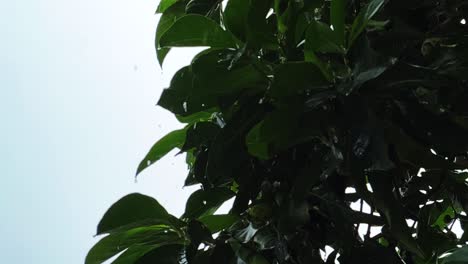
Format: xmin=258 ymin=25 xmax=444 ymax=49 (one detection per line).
xmin=0 ymin=1 xmax=198 ymax=262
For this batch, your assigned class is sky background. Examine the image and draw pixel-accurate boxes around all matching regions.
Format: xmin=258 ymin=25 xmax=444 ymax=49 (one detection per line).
xmin=0 ymin=1 xmax=198 ymax=262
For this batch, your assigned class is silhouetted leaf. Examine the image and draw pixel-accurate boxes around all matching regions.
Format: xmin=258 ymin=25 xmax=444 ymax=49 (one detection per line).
xmin=183 ymin=188 xmax=235 ymax=219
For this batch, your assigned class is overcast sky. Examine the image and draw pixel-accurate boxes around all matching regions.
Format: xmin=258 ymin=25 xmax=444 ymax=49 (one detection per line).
xmin=0 ymin=1 xmax=198 ymax=262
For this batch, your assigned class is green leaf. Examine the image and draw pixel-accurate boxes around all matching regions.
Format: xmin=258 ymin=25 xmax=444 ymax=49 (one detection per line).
xmin=330 ymin=0 xmax=345 ymax=46
xmin=158 ymin=49 xmax=268 ymax=117
xmin=271 ymin=62 xmax=329 ymax=99
xmin=135 ymin=245 xmax=184 ymax=264
xmin=182 ymin=187 xmax=235 ymax=219
xmin=155 ymin=2 xmax=186 ymax=66
xmin=97 ymin=193 xmax=174 ymax=235
xmin=111 ymin=245 xmax=158 ymax=264
xmin=86 ymin=226 xmax=184 ymax=264
xmin=156 ymin=0 xmax=179 ymax=13
xmin=223 ymin=0 xmax=249 ymax=42
xmin=181 ymin=122 xmax=220 ymax=151
xmin=136 ymin=128 xmax=187 ymax=175
xmin=348 ymin=0 xmax=385 ymax=47
xmin=305 ymin=20 xmax=345 ymax=54
xmin=440 ymin=246 xmax=468 ymax=264
xmin=159 ymin=15 xmax=238 ymax=48
xmin=224 ymin=0 xmax=277 ymax=49
xmin=199 ymin=214 xmax=239 ymax=233
xmin=175 ymin=109 xmax=216 ymax=124
xmin=338 ymin=35 xmax=396 ymax=95
xmin=246 ymin=122 xmax=270 ymax=160
xmin=187 ymin=219 xmax=214 ymax=245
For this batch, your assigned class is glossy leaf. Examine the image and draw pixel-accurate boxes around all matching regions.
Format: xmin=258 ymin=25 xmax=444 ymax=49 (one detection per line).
xmin=159 ymin=15 xmax=237 ymax=48
xmin=156 ymin=0 xmax=179 ymax=13
xmin=440 ymin=246 xmax=468 ymax=264
xmin=85 ymin=226 xmax=183 ymax=264
xmin=136 ymin=128 xmax=187 ymax=175
xmin=97 ymin=193 xmax=174 ymax=235
xmin=348 ymin=0 xmax=385 ymax=47
xmin=305 ymin=20 xmax=345 ymax=54
xmin=155 ymin=2 xmax=186 ymax=65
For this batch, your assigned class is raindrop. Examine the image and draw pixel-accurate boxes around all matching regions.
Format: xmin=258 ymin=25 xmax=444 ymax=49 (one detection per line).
xmin=461 ymin=18 xmax=466 ymax=25
xmin=202 ymin=200 xmax=207 ymax=205
xmin=182 ymin=102 xmax=188 ymax=112
xmin=201 ymin=103 xmax=205 ymax=107
xmin=330 ymin=25 xmax=334 ymax=31
xmin=258 ymin=98 xmax=264 ymax=104
xmin=147 ymin=160 xmax=152 ymax=166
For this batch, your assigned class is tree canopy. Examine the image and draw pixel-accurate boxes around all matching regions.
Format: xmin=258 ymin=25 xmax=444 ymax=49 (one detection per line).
xmin=87 ymin=0 xmax=468 ymax=263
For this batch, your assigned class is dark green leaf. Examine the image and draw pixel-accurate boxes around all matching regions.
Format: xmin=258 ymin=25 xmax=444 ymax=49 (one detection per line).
xmin=187 ymin=220 xmax=214 ymax=245
xmin=198 ymin=214 xmax=239 ymax=233
xmin=305 ymin=20 xmax=345 ymax=54
xmin=136 ymin=244 xmax=184 ymax=264
xmin=439 ymin=246 xmax=468 ymax=264
xmin=183 ymin=187 xmax=235 ymax=219
xmin=158 ymin=49 xmax=268 ymax=117
xmin=86 ymin=226 xmax=184 ymax=264
xmin=223 ymin=0 xmax=249 ymax=42
xmin=156 ymin=0 xmax=179 ymax=13
xmin=176 ymin=108 xmax=216 ymax=124
xmin=271 ymin=62 xmax=329 ymax=99
xmin=330 ymin=0 xmax=345 ymax=46
xmin=159 ymin=15 xmax=238 ymax=48
xmin=97 ymin=193 xmax=175 ymax=235
xmin=181 ymin=122 xmax=220 ymax=151
xmin=348 ymin=0 xmax=385 ymax=47
xmin=155 ymin=2 xmax=186 ymax=66
xmin=136 ymin=128 xmax=187 ymax=175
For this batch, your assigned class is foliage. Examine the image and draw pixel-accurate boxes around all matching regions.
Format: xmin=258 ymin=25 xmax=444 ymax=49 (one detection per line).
xmin=88 ymin=0 xmax=468 ymax=263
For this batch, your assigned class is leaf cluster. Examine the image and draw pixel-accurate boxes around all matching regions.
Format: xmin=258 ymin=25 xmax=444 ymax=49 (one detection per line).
xmin=88 ymin=0 xmax=468 ymax=263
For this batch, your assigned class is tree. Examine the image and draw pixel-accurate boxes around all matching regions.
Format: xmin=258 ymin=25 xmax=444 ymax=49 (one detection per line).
xmin=86 ymin=0 xmax=468 ymax=263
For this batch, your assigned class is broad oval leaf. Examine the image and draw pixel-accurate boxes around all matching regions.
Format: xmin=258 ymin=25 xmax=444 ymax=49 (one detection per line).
xmin=97 ymin=193 xmax=175 ymax=235
xmin=86 ymin=226 xmax=184 ymax=264
xmin=305 ymin=20 xmax=345 ymax=54
xmin=159 ymin=15 xmax=238 ymax=48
